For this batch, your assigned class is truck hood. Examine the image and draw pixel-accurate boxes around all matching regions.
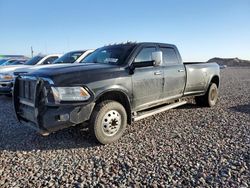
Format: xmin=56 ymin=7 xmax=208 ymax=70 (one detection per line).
xmin=0 ymin=65 xmax=32 ymax=74
xmin=26 ymin=63 xmax=123 ymax=85
xmin=15 ymin=63 xmax=74 ymax=73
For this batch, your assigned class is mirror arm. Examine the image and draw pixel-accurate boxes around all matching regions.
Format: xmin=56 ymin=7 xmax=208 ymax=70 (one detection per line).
xmin=129 ymin=61 xmax=155 ymax=74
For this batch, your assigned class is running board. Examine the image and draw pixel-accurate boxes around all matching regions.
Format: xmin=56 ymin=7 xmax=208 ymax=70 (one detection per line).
xmin=133 ymin=101 xmax=187 ymax=121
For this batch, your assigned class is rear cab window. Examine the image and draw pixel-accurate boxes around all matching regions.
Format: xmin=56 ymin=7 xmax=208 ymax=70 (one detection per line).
xmin=160 ymin=47 xmax=180 ymax=65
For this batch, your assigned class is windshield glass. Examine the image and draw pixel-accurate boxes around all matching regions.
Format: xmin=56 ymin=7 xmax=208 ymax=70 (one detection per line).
xmin=2 ymin=60 xmax=17 ymax=65
xmin=24 ymin=56 xmax=44 ymax=65
xmin=11 ymin=60 xmax=26 ymax=65
xmin=0 ymin=59 xmax=9 ymax=65
xmin=53 ymin=51 xmax=84 ymax=64
xmin=81 ymin=45 xmax=136 ymax=65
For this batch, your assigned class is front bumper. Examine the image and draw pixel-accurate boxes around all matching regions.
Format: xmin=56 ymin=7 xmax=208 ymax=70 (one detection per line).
xmin=13 ymin=76 xmax=95 ymax=134
xmin=18 ymin=102 xmax=95 ymax=134
xmin=0 ymin=81 xmax=13 ymax=94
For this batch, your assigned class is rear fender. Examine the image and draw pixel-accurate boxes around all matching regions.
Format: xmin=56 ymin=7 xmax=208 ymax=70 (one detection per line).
xmin=205 ymin=75 xmax=220 ymax=92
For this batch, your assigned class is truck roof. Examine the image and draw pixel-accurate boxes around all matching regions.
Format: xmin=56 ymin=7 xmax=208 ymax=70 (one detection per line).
xmin=102 ymin=42 xmax=177 ymax=49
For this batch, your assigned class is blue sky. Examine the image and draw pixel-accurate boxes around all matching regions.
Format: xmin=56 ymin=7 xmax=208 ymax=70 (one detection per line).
xmin=0 ymin=0 xmax=249 ymax=61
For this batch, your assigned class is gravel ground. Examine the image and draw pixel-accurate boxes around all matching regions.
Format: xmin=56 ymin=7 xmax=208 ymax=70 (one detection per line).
xmin=0 ymin=67 xmax=249 ymax=187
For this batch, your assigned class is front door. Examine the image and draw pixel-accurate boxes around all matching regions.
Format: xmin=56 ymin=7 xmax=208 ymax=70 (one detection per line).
xmin=131 ymin=46 xmax=164 ymax=110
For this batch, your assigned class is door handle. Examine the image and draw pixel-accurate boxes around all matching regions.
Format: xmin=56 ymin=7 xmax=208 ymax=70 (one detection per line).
xmin=154 ymin=71 xmax=162 ymax=75
xmin=178 ymin=69 xmax=184 ymax=72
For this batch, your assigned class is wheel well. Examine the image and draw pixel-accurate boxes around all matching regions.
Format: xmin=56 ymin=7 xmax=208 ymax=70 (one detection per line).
xmin=211 ymin=75 xmax=219 ymax=87
xmin=95 ymin=91 xmax=132 ymax=124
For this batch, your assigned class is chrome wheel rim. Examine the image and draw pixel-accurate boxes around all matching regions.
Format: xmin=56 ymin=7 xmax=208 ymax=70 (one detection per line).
xmin=211 ymin=88 xmax=217 ymax=101
xmin=101 ymin=110 xmax=121 ymax=136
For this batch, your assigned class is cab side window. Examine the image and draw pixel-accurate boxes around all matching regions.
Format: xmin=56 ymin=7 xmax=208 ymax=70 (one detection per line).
xmin=43 ymin=56 xmax=58 ymax=64
xmin=160 ymin=48 xmax=179 ymax=65
xmin=134 ymin=47 xmax=156 ymax=63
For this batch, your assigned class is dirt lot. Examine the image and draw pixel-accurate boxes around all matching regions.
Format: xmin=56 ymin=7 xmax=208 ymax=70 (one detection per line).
xmin=0 ymin=67 xmax=249 ymax=187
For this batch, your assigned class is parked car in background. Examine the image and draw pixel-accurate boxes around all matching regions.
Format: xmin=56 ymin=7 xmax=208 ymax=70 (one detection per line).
xmin=53 ymin=50 xmax=94 ymax=64
xmin=23 ymin=54 xmax=62 ymax=66
xmin=13 ymin=42 xmax=220 ymax=144
xmin=1 ymin=59 xmax=28 ymax=66
xmin=0 ymin=58 xmax=10 ymax=65
xmin=13 ymin=50 xmax=94 ymax=76
xmin=7 ymin=59 xmax=28 ymax=65
xmin=0 ymin=54 xmax=61 ymax=95
xmin=0 ymin=55 xmax=29 ymax=65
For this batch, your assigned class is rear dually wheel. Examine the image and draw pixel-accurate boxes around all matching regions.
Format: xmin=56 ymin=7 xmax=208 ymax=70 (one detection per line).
xmin=195 ymin=83 xmax=218 ymax=107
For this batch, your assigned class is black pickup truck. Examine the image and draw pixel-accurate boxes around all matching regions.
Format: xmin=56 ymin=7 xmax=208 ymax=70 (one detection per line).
xmin=13 ymin=42 xmax=220 ymax=144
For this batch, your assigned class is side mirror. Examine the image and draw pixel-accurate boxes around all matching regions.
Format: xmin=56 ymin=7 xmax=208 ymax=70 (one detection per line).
xmin=152 ymin=51 xmax=162 ymax=66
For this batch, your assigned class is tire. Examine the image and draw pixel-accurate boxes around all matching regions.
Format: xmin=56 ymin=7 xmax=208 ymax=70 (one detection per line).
xmin=90 ymin=100 xmax=127 ymax=144
xmin=195 ymin=83 xmax=218 ymax=107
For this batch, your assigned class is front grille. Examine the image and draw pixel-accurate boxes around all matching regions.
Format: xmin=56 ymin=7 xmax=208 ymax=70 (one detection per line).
xmin=13 ymin=76 xmax=39 ymax=124
xmin=14 ymin=76 xmax=47 ymax=129
xmin=18 ymin=77 xmax=37 ymax=101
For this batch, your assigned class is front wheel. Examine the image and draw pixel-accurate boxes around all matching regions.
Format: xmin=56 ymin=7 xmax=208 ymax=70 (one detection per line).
xmin=195 ymin=83 xmax=218 ymax=107
xmin=90 ymin=100 xmax=127 ymax=144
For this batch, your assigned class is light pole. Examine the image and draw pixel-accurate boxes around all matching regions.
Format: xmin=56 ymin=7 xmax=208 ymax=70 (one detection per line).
xmin=31 ymin=46 xmax=34 ymax=57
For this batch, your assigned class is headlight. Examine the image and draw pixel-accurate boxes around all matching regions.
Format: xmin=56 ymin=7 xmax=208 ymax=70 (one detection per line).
xmin=51 ymin=87 xmax=91 ymax=102
xmin=0 ymin=73 xmax=14 ymax=81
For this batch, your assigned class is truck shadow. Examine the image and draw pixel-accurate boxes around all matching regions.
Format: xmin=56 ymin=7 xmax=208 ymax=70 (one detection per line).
xmin=0 ymin=95 xmax=101 ymax=152
xmin=0 ymin=99 xmax=208 ymax=152
xmin=0 ymin=124 xmax=101 ymax=153
xmin=0 ymin=125 xmax=100 ymax=152
xmin=229 ymin=103 xmax=250 ymax=114
xmin=0 ymin=99 xmax=197 ymax=152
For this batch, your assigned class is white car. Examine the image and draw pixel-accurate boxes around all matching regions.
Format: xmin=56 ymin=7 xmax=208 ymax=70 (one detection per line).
xmin=0 ymin=54 xmax=62 ymax=95
xmin=53 ymin=50 xmax=94 ymax=64
xmin=13 ymin=50 xmax=94 ymax=74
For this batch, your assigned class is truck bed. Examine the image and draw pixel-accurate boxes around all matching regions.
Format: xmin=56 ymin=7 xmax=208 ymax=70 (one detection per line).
xmin=183 ymin=62 xmax=220 ymax=95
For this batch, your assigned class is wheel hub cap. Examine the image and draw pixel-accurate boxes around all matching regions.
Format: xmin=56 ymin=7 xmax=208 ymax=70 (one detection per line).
xmin=102 ymin=110 xmax=121 ymax=136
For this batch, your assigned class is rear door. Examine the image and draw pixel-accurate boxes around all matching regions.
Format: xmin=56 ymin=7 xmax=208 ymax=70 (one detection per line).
xmin=160 ymin=46 xmax=186 ymax=99
xmin=131 ymin=45 xmax=164 ymax=110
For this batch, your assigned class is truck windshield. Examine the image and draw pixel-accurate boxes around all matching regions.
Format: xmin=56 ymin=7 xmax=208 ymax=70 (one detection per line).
xmin=81 ymin=45 xmax=136 ymax=65
xmin=53 ymin=51 xmax=85 ymax=64
xmin=24 ymin=56 xmax=44 ymax=65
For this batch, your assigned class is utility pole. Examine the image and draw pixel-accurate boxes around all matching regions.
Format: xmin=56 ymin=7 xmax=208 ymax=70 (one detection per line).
xmin=31 ymin=46 xmax=34 ymax=57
